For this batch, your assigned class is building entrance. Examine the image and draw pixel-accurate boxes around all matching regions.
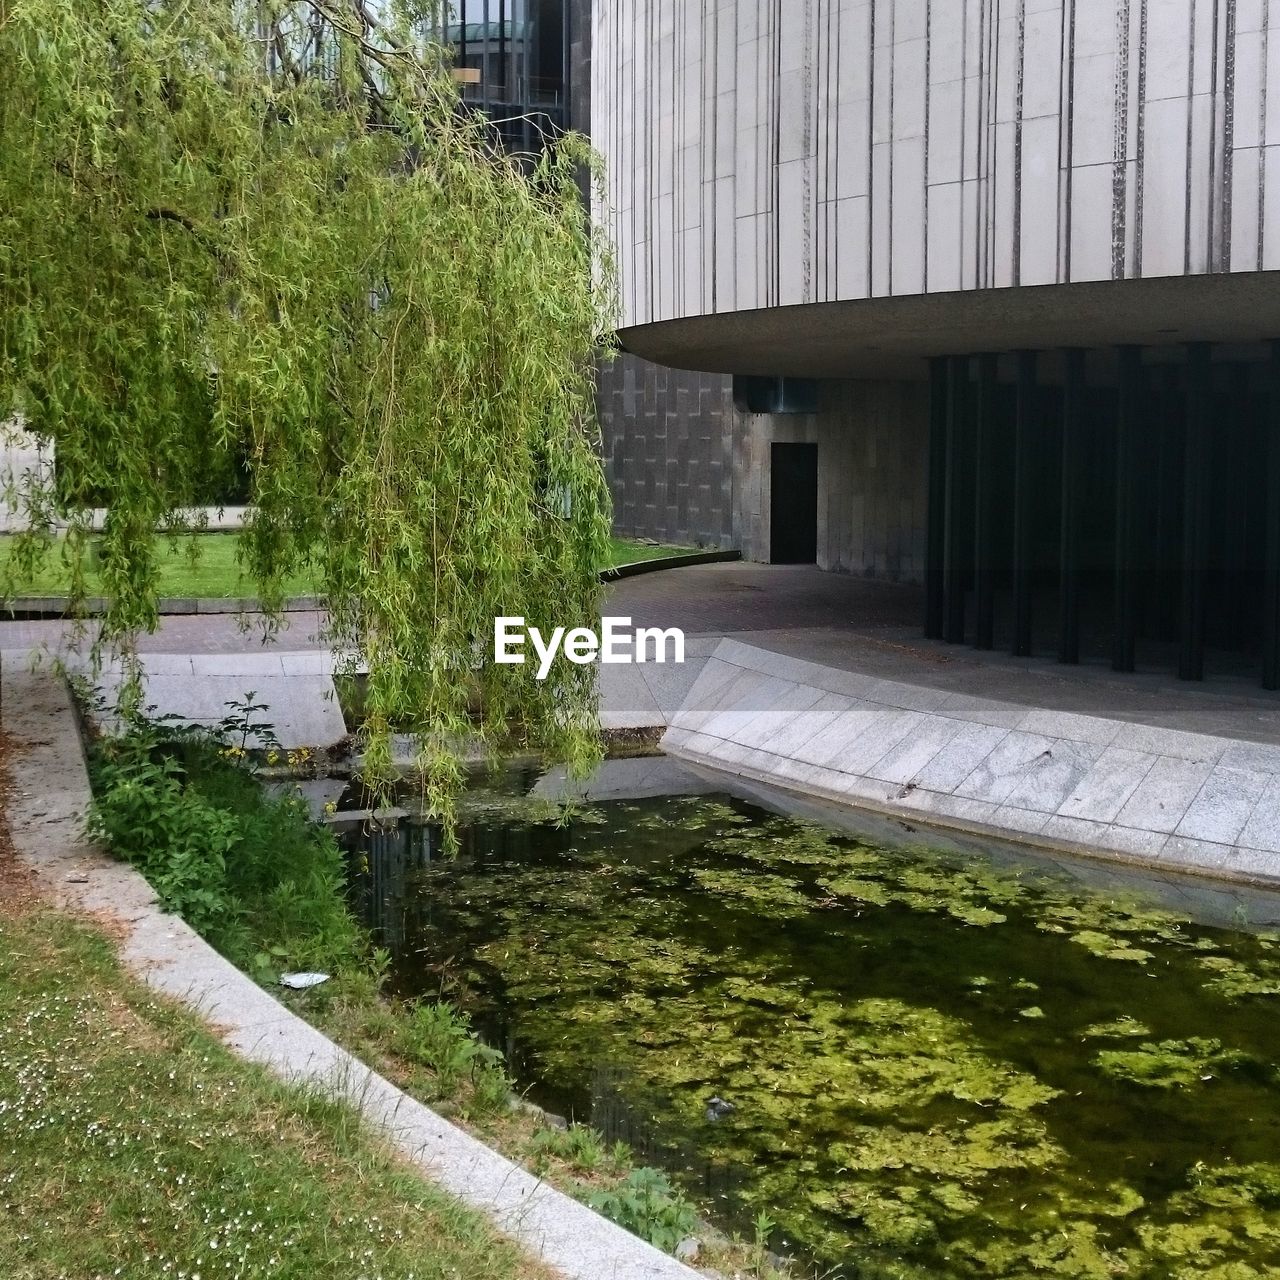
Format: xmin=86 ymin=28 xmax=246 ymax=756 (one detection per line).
xmin=770 ymin=443 xmax=818 ymax=564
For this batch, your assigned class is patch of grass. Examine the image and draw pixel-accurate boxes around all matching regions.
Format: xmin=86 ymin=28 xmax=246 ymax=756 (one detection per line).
xmin=0 ymin=531 xmax=320 ymax=599
xmin=398 ymin=1001 xmax=511 ymax=1110
xmin=528 ymin=1122 xmax=625 ymax=1176
xmin=0 ymin=902 xmax=551 ymax=1280
xmin=0 ymin=533 xmax=701 ymax=601
xmin=604 ymin=536 xmax=701 ymax=568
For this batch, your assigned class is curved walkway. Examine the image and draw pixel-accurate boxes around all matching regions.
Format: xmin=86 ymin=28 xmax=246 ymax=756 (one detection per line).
xmin=7 ymin=562 xmax=1280 ymax=883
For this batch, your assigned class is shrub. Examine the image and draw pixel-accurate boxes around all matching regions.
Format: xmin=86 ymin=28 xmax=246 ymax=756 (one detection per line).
xmin=400 ymin=1000 xmax=510 ymax=1111
xmin=587 ymin=1167 xmax=699 ymax=1252
xmin=88 ymin=742 xmax=243 ymax=942
xmin=87 ymin=720 xmax=365 ymax=981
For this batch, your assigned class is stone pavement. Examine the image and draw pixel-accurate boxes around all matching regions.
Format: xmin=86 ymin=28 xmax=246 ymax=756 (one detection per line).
xmin=8 ymin=563 xmax=1280 ymax=742
xmin=0 ymin=608 xmax=330 ymax=655
xmin=0 ymin=612 xmax=344 ymax=750
xmin=8 ymin=562 xmax=1280 ymax=881
xmin=613 ymin=563 xmax=1280 ymax=745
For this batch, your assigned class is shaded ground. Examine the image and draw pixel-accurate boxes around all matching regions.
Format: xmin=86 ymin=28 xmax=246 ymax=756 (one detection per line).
xmin=615 ymin=564 xmax=1280 ymax=745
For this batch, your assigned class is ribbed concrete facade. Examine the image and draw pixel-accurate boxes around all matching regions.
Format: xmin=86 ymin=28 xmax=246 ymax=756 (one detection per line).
xmin=589 ymin=2 xmax=1280 ymax=689
xmin=596 ymin=0 xmax=1280 ymax=333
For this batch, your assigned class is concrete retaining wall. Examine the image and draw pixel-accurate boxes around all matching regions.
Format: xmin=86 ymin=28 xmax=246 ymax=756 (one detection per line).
xmin=663 ymin=638 xmax=1280 ymax=886
xmin=599 ymin=352 xmax=738 ymax=550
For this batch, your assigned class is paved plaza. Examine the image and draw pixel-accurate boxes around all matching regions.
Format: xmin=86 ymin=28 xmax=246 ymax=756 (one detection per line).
xmin=7 ymin=563 xmax=1280 ymax=882
xmin=6 ymin=563 xmax=1280 ymax=744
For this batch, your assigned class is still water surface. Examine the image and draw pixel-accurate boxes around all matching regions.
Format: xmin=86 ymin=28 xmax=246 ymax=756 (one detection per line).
xmin=343 ymin=764 xmax=1280 ymax=1279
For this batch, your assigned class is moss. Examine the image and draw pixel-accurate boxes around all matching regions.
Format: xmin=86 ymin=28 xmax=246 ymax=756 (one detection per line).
xmin=1082 ymin=1016 xmax=1151 ymax=1039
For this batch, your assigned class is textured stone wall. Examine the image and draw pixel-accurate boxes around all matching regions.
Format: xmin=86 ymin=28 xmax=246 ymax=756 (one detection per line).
xmin=597 ymin=356 xmax=928 ymax=575
xmin=576 ymin=0 xmax=746 ymax=553
xmin=594 ymin=0 xmax=1280 ymax=331
xmin=733 ymin=380 xmax=929 ymax=580
xmin=597 ymin=353 xmax=738 ymax=549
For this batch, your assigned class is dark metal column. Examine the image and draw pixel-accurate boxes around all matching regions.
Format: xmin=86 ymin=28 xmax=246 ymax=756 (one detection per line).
xmin=1265 ymin=342 xmax=1280 ymax=690
xmin=943 ymin=356 xmax=971 ymax=645
xmin=1058 ymin=349 xmax=1085 ymax=665
xmin=973 ymin=354 xmax=1000 ymax=650
xmin=1012 ymin=350 xmax=1037 ymax=658
xmin=925 ymin=358 xmax=948 ymax=640
xmin=1114 ymin=346 xmax=1143 ymax=673
xmin=1180 ymin=344 xmax=1212 ymax=682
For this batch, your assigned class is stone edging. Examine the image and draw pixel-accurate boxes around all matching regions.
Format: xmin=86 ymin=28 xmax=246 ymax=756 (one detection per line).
xmin=0 ymin=659 xmax=700 ymax=1280
xmin=4 ymin=552 xmax=742 ymax=618
xmin=599 ymin=550 xmax=741 ymax=582
xmin=3 ymin=595 xmax=323 ymax=618
xmin=663 ymin=639 xmax=1280 ymax=888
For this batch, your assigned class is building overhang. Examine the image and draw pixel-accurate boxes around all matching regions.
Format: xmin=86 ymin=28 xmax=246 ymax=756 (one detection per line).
xmin=618 ymin=271 xmax=1280 ymax=381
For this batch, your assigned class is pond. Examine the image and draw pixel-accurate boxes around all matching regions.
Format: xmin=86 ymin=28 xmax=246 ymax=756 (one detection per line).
xmin=339 ymin=761 xmax=1280 ymax=1279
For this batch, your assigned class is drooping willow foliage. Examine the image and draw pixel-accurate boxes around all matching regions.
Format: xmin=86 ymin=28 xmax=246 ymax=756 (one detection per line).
xmin=0 ymin=0 xmax=616 ymax=812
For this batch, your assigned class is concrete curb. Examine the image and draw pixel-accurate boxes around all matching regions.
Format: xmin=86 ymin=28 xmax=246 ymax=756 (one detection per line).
xmin=600 ymin=550 xmax=741 ymax=582
xmin=3 ymin=594 xmax=323 ymax=618
xmin=3 ymin=552 xmax=743 ymax=619
xmin=0 ymin=660 xmax=701 ymax=1280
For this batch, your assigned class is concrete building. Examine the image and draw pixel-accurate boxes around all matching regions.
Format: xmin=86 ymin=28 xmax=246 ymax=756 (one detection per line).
xmin=587 ymin=0 xmax=1280 ymax=689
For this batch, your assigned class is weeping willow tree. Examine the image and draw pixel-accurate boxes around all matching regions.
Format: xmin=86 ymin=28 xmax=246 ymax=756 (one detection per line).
xmin=0 ymin=0 xmax=616 ymax=811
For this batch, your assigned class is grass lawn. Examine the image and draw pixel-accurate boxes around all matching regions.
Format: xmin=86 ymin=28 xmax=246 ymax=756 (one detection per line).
xmin=0 ymin=892 xmax=552 ymax=1280
xmin=0 ymin=533 xmax=702 ymax=600
xmin=603 ymin=536 xmax=699 ymax=568
xmin=0 ymin=533 xmax=319 ymax=600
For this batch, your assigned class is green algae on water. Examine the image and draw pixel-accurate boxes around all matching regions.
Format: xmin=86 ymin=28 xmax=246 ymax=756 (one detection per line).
xmin=354 ymin=790 xmax=1280 ymax=1278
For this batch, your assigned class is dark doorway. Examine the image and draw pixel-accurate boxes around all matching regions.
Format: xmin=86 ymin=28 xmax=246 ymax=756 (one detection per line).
xmin=770 ymin=443 xmax=819 ymax=564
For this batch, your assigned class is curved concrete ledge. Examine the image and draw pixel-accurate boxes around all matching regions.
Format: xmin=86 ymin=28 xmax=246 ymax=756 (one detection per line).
xmin=601 ymin=550 xmax=742 ymax=582
xmin=662 ymin=640 xmax=1280 ymax=888
xmin=0 ymin=659 xmax=699 ymax=1280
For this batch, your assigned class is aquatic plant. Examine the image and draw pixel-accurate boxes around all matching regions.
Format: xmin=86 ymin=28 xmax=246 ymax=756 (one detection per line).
xmin=586 ymin=1167 xmax=699 ymax=1254
xmin=1094 ymin=1038 xmax=1263 ymax=1089
xmin=392 ymin=795 xmax=1280 ymax=1277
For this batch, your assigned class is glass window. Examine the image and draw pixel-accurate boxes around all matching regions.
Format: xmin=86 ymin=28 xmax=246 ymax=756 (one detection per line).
xmin=440 ymin=1 xmax=568 ymax=153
